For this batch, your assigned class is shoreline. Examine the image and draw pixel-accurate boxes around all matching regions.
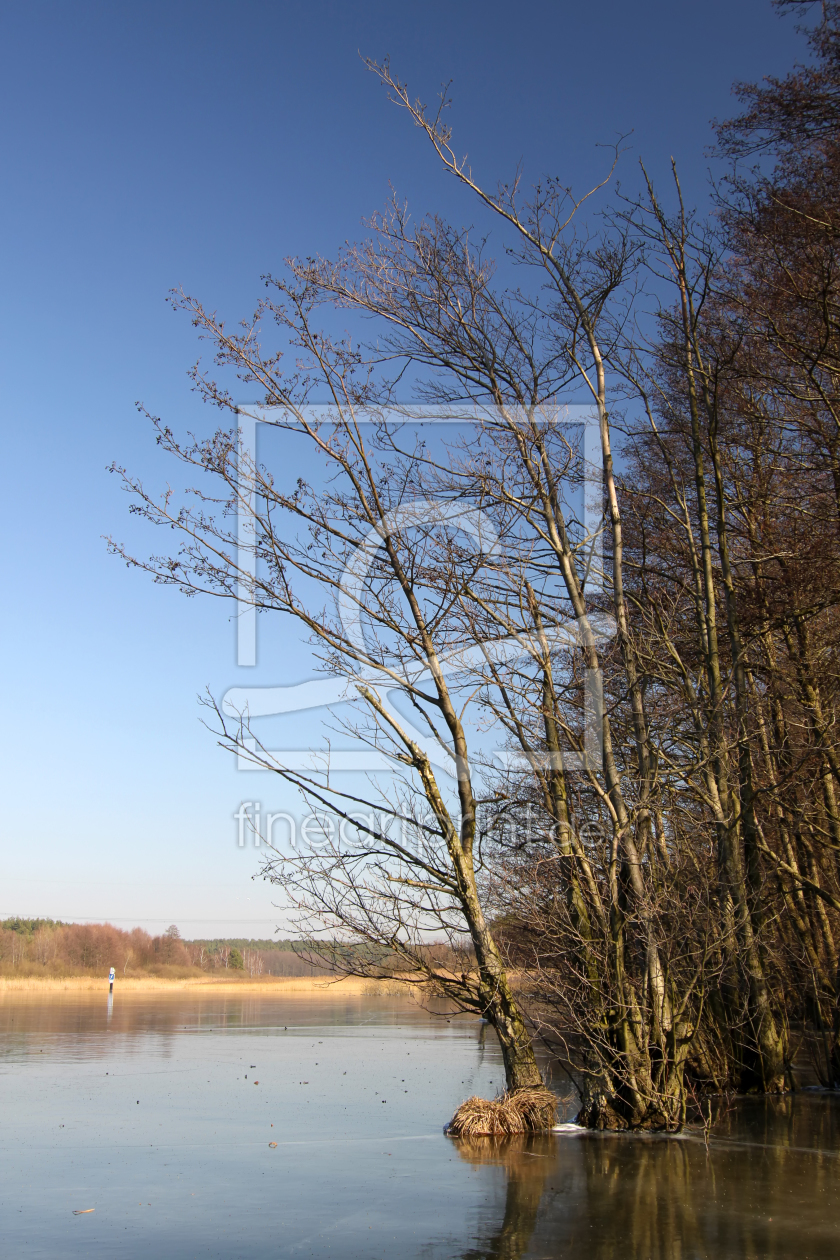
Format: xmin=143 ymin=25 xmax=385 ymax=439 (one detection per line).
xmin=0 ymin=974 xmax=416 ymax=996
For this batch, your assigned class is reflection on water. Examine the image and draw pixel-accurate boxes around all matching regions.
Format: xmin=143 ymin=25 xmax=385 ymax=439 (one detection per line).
xmin=450 ymin=1098 xmax=840 ymax=1260
xmin=454 ymin=1135 xmax=555 ymax=1260
xmin=1 ymin=992 xmax=838 ymax=1258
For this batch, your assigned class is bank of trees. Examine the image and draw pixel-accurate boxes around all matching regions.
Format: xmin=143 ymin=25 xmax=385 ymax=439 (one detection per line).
xmin=0 ymin=920 xmax=189 ymax=974
xmin=111 ymin=3 xmax=840 ymax=1125
xmin=0 ymin=920 xmax=328 ymax=977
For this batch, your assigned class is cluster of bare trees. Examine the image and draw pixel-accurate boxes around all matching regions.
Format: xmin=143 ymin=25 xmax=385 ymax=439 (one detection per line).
xmin=0 ymin=920 xmax=330 ymax=976
xmin=0 ymin=921 xmax=186 ymax=974
xmin=111 ymin=3 xmax=840 ymax=1127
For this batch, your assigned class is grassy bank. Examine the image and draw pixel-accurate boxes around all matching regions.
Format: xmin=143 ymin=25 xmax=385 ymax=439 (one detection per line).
xmin=0 ymin=973 xmax=416 ymax=995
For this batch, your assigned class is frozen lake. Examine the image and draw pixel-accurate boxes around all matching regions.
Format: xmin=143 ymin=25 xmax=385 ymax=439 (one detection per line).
xmin=1 ymin=990 xmax=839 ymax=1257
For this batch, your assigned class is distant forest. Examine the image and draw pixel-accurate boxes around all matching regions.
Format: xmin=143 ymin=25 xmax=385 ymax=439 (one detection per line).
xmin=0 ymin=918 xmax=329 ymax=978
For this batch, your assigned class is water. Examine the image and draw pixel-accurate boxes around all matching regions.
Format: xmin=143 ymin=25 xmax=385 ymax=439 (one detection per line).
xmin=1 ymin=991 xmax=839 ymax=1258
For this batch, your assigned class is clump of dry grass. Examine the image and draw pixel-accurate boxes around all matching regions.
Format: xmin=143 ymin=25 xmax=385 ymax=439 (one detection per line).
xmin=445 ymin=1087 xmax=557 ymax=1137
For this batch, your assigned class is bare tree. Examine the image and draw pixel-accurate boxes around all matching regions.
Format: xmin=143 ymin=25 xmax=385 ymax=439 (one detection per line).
xmin=110 ymin=25 xmax=840 ymax=1123
xmin=288 ymin=61 xmax=709 ymax=1126
xmin=110 ymin=279 xmax=547 ymax=1091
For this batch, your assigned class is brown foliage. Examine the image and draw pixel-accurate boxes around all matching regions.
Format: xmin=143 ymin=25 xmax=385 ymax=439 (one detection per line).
xmin=0 ymin=921 xmax=190 ymax=976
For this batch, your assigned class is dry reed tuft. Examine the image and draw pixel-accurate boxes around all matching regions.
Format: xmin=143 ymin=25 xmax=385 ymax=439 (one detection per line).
xmin=445 ymin=1087 xmax=557 ymax=1137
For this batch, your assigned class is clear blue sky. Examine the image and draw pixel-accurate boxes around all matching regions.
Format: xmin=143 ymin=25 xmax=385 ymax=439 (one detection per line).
xmin=0 ymin=0 xmax=800 ymax=936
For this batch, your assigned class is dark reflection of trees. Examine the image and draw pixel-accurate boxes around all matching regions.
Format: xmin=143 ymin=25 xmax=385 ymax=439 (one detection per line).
xmin=560 ymin=1137 xmax=701 ymax=1260
xmin=445 ymin=1094 xmax=840 ymax=1260
xmin=453 ymin=1134 xmax=554 ymax=1260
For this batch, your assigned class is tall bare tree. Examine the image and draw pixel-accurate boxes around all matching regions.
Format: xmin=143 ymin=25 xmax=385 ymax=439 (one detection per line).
xmin=110 ymin=282 xmax=547 ymax=1092
xmin=111 ymin=8 xmax=840 ymax=1124
xmin=286 ymin=62 xmax=721 ymax=1127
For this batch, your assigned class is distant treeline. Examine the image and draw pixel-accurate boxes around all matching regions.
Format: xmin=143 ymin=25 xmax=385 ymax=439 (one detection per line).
xmin=0 ymin=918 xmax=329 ymax=978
